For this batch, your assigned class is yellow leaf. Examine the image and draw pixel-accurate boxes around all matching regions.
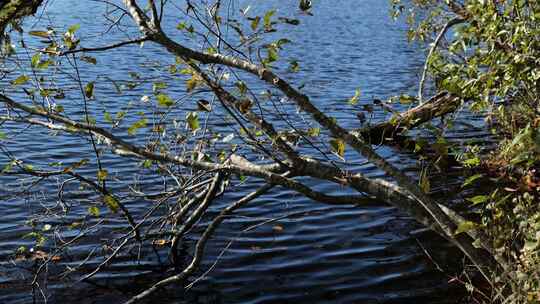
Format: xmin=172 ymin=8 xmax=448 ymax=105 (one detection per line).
xmin=103 ymin=195 xmax=120 ymax=213
xmin=329 ymin=138 xmax=346 ymax=158
xmin=153 ymin=239 xmax=169 ymax=246
xmin=348 ymin=88 xmax=361 ymax=105
xmin=28 ymin=30 xmax=51 ymax=39
xmin=97 ymin=169 xmax=108 ymax=181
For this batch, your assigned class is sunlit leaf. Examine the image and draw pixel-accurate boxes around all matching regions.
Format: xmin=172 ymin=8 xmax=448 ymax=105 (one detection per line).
xmin=267 ymin=46 xmax=279 ymax=63
xmin=348 ymin=88 xmax=361 ymax=105
xmin=31 ymin=53 xmax=41 ymax=68
xmin=455 ymin=221 xmax=478 ymax=235
xmin=462 ymin=174 xmax=483 ymax=188
xmin=153 ymin=82 xmax=167 ymax=92
xmin=104 ymin=112 xmax=113 ymax=123
xmin=467 ymin=195 xmax=488 ymax=205
xmin=399 ymin=94 xmax=417 ymax=104
xmin=307 ymin=127 xmax=320 ymax=137
xmin=141 ymin=159 xmax=152 ymax=168
xmin=97 ymin=169 xmax=108 ymax=181
xmin=329 ymin=138 xmax=346 ymax=157
xmin=127 ymin=118 xmax=148 ymax=135
xmin=263 ymin=10 xmax=275 ymax=30
xmin=251 ymin=16 xmax=261 ymax=31
xmin=103 ymin=195 xmax=120 ymax=213
xmin=11 ymin=75 xmax=30 ymax=86
xmin=156 ymin=93 xmax=174 ymax=107
xmin=153 ymin=239 xmax=169 ymax=246
xmin=419 ymin=167 xmax=431 ymax=193
xmin=186 ymin=78 xmax=198 ymax=92
xmin=85 ymin=82 xmax=94 ymax=99
xmin=186 ymin=112 xmax=200 ymax=131
xmin=88 ymin=206 xmax=100 ymax=217
xmin=67 ymin=24 xmax=80 ymax=35
xmin=28 ymin=30 xmax=51 ymax=39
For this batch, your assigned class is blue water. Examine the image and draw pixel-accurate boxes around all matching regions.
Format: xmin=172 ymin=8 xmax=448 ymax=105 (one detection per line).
xmin=0 ymin=1 xmax=487 ymax=303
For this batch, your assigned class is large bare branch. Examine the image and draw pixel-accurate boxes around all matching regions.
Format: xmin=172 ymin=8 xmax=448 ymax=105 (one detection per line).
xmin=356 ymin=92 xmax=462 ymax=144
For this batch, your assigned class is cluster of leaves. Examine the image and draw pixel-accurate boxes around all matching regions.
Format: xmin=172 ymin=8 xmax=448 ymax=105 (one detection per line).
xmin=393 ymin=0 xmax=540 ymax=301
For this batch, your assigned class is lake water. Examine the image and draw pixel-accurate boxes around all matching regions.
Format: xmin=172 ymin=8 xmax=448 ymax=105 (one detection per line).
xmin=0 ymin=0 xmax=489 ymax=303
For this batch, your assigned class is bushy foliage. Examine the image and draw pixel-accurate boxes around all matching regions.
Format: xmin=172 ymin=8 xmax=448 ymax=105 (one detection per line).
xmin=393 ymin=0 xmax=540 ymax=302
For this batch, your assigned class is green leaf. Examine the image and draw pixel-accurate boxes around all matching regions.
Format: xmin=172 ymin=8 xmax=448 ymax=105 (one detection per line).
xmin=28 ymin=30 xmax=50 ymax=39
xmin=103 ymin=195 xmax=119 ymax=213
xmin=348 ymin=88 xmax=361 ymax=105
xmin=251 ymin=16 xmax=261 ymax=31
xmin=141 ymin=159 xmax=153 ymax=168
xmin=11 ymin=75 xmax=30 ymax=86
xmin=307 ymin=127 xmax=320 ymax=137
xmin=263 ymin=10 xmax=275 ymax=30
xmin=235 ymin=81 xmax=248 ymax=95
xmin=176 ymin=21 xmax=187 ymax=31
xmin=455 ymin=221 xmax=478 ymax=235
xmin=267 ymin=46 xmax=279 ymax=63
xmin=54 ymin=105 xmax=64 ymax=113
xmin=463 ymin=157 xmax=480 ymax=167
xmin=419 ymin=168 xmax=431 ymax=193
xmin=524 ymin=240 xmax=539 ymax=251
xmin=36 ymin=59 xmax=53 ymax=70
xmin=462 ymin=174 xmax=482 ymax=188
xmin=186 ymin=112 xmax=200 ymax=131
xmin=275 ymin=38 xmax=291 ymax=48
xmin=399 ymin=94 xmax=417 ymax=104
xmin=186 ymin=77 xmax=198 ymax=92
xmin=127 ymin=118 xmax=148 ymax=136
xmin=116 ymin=111 xmax=126 ymax=120
xmin=97 ymin=169 xmax=108 ymax=181
xmin=467 ymin=195 xmax=488 ymax=206
xmin=104 ymin=112 xmax=113 ymax=123
xmin=152 ymin=82 xmax=167 ymax=92
xmin=85 ymin=82 xmax=94 ymax=99
xmin=156 ymin=93 xmax=174 ymax=107
xmin=67 ymin=24 xmax=80 ymax=35
xmin=88 ymin=206 xmax=100 ymax=217
xmin=31 ymin=53 xmax=41 ymax=68
xmin=329 ymin=138 xmax=346 ymax=157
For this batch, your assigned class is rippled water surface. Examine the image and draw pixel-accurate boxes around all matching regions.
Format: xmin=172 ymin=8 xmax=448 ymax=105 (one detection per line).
xmin=0 ymin=0 xmax=488 ymax=303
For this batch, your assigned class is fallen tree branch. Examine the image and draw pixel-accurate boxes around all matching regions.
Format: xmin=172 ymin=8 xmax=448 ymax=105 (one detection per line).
xmin=356 ymin=91 xmax=462 ymax=145
xmin=119 ymin=0 xmax=500 ymax=285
